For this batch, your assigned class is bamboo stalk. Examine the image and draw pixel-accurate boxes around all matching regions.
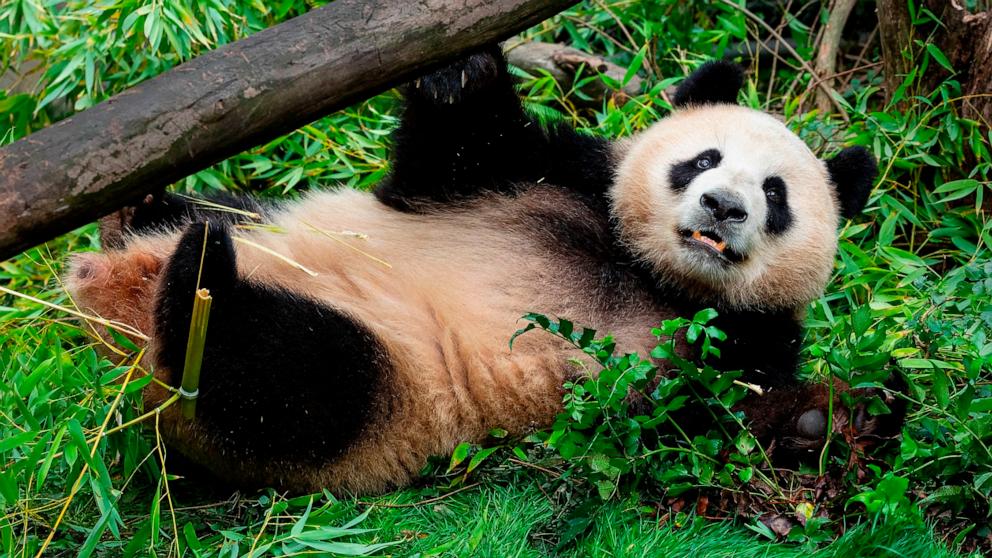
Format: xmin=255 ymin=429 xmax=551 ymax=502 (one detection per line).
xmin=180 ymin=288 xmax=212 ymax=420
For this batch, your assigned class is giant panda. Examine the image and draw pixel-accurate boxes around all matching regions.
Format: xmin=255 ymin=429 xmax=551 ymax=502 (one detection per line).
xmin=65 ymin=47 xmax=898 ymax=495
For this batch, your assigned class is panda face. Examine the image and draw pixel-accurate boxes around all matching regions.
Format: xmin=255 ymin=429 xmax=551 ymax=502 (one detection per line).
xmin=610 ymin=104 xmax=841 ymax=311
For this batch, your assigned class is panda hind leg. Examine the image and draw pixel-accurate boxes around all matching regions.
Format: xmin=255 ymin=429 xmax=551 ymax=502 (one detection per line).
xmin=152 ymin=222 xmax=389 ymax=478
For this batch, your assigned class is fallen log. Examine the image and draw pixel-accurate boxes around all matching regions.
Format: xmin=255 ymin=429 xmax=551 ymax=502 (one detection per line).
xmin=0 ymin=0 xmax=578 ymax=261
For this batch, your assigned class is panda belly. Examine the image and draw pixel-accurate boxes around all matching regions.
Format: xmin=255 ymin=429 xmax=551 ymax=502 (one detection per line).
xmin=226 ymin=188 xmax=660 ymax=492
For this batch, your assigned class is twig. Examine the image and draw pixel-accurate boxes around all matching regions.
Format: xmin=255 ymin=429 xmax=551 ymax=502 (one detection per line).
xmin=507 ymin=458 xmax=562 ymax=478
xmin=232 ymin=236 xmax=319 ymax=277
xmin=301 ymin=220 xmax=392 ymax=268
xmin=839 ymin=27 xmax=878 ymax=91
xmin=717 ymin=0 xmax=850 ymax=121
xmin=733 ymin=379 xmax=765 ymax=396
xmin=154 ymin=413 xmax=182 ymax=557
xmin=0 ymin=284 xmax=149 ymax=341
xmin=591 ymin=0 xmax=658 ymax=77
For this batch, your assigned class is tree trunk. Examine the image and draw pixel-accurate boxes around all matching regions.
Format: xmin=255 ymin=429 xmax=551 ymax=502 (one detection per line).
xmin=0 ymin=0 xmax=578 ymax=261
xmin=935 ymin=4 xmax=992 ymax=124
xmin=877 ymin=0 xmax=992 ymax=120
xmin=876 ymin=0 xmax=915 ymax=102
xmin=815 ymin=0 xmax=858 ymax=114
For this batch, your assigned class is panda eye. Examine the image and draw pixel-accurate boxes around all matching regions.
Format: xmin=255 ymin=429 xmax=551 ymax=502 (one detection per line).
xmin=763 ymin=176 xmax=787 ymax=203
xmin=670 ymin=149 xmax=722 ymax=191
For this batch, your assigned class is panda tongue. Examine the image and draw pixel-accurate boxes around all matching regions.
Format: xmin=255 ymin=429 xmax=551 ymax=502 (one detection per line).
xmin=692 ymin=230 xmax=727 ymax=253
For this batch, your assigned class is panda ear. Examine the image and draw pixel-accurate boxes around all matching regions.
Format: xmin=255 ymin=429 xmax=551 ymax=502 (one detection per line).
xmin=825 ymin=146 xmax=877 ymax=219
xmin=672 ymin=61 xmax=745 ymax=107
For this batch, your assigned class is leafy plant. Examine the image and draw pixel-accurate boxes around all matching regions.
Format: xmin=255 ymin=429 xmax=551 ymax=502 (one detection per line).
xmin=511 ymin=311 xmax=759 ymax=501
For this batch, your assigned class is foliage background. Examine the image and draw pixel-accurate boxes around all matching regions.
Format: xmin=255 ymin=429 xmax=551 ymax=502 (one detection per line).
xmin=1 ymin=0 xmax=990 ymax=556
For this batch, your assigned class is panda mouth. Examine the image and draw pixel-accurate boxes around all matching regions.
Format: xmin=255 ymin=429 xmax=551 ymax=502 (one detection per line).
xmin=679 ymin=229 xmax=744 ymax=263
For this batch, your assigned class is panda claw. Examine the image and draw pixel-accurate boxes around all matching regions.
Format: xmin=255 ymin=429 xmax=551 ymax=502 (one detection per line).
xmin=403 ymin=48 xmax=504 ymax=106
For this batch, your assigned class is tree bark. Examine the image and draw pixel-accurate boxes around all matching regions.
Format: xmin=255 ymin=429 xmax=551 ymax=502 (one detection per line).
xmin=0 ymin=0 xmax=578 ymax=261
xmin=933 ymin=3 xmax=992 ymax=124
xmin=876 ymin=0 xmax=915 ymax=102
xmin=877 ymin=0 xmax=992 ymax=120
xmin=814 ymin=0 xmax=858 ymax=114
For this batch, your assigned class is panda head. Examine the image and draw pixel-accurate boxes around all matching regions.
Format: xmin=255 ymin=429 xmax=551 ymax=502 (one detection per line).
xmin=610 ymin=61 xmax=876 ymax=311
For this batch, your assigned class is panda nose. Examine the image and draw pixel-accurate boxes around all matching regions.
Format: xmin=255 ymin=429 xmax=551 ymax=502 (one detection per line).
xmin=700 ymin=190 xmax=748 ymax=223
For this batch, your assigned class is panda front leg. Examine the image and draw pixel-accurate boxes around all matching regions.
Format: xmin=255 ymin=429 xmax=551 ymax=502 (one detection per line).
xmin=377 ymin=45 xmax=614 ymax=209
xmin=376 ymin=45 xmax=547 ymax=209
xmin=150 ymin=222 xmax=390 ymax=490
xmin=711 ymin=314 xmax=903 ymax=463
xmin=733 ymin=377 xmax=906 ymax=466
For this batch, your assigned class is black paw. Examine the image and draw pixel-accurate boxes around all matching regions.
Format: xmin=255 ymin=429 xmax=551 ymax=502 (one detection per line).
xmin=736 ymin=376 xmax=906 ymax=464
xmin=407 ymin=46 xmax=506 ymax=105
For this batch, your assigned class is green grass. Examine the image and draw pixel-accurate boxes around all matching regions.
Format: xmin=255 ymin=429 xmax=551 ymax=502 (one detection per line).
xmin=2 ymin=0 xmax=992 ymax=556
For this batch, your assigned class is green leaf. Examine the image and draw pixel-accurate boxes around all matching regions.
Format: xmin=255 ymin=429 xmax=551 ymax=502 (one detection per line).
xmin=466 ymin=446 xmax=500 ymax=473
xmin=291 ymin=496 xmax=314 ymax=536
xmin=925 ymin=43 xmax=955 ymax=73
xmin=447 ymin=442 xmax=471 ymax=472
xmin=622 ymin=46 xmax=647 ymax=87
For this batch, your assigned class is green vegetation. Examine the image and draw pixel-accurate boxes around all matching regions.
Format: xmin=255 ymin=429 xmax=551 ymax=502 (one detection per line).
xmin=1 ymin=0 xmax=989 ymax=556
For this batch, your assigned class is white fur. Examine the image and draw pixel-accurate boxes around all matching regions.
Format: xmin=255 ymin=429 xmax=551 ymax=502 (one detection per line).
xmin=610 ymin=104 xmax=840 ymax=310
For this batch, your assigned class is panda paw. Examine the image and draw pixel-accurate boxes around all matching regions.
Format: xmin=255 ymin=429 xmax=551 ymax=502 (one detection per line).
xmin=738 ymin=376 xmax=905 ymax=465
xmin=406 ymin=46 xmax=505 ymax=105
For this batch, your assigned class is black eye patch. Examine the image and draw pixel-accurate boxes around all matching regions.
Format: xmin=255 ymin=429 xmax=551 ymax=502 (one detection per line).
xmin=669 ymin=149 xmax=722 ymax=192
xmin=763 ymin=176 xmax=793 ymax=235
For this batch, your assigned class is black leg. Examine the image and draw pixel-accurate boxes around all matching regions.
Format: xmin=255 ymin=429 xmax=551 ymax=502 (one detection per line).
xmin=713 ymin=309 xmax=804 ymax=389
xmin=735 ymin=377 xmax=906 ymax=465
xmin=376 ymin=46 xmax=615 ymax=211
xmin=153 ymin=222 xmax=389 ymax=465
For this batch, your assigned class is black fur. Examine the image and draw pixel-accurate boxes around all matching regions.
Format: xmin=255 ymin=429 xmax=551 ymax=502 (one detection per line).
xmin=826 ymin=146 xmax=877 ymax=218
xmin=384 ymin=51 xmax=806 ymax=390
xmin=711 ymin=309 xmax=802 ymax=387
xmin=376 ymin=47 xmax=614 ymax=211
xmin=134 ymin=191 xmax=264 ymax=232
xmin=155 ymin=222 xmax=388 ymax=465
xmin=672 ymin=61 xmax=745 ymax=107
xmin=645 ymin=278 xmax=803 ymax=388
xmin=669 ymin=149 xmax=722 ymax=191
xmin=100 ymin=190 xmax=266 ymax=252
xmin=762 ymin=176 xmax=793 ymax=235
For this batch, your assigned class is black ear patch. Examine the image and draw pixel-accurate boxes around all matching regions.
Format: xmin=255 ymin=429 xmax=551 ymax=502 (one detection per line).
xmin=826 ymin=146 xmax=877 ymax=219
xmin=672 ymin=61 xmax=745 ymax=107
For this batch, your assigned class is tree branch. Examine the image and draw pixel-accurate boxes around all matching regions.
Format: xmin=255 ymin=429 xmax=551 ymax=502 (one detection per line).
xmin=0 ymin=0 xmax=578 ymax=261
